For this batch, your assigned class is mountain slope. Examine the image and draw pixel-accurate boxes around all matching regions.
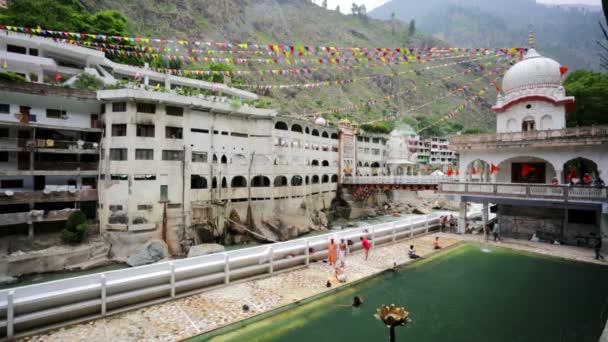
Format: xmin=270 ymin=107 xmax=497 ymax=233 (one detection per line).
xmin=5 ymin=0 xmax=508 ymax=135
xmin=370 ymin=0 xmax=603 ymax=71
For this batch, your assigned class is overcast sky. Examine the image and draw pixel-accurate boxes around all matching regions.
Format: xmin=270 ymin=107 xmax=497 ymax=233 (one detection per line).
xmin=323 ymin=0 xmax=602 ymax=13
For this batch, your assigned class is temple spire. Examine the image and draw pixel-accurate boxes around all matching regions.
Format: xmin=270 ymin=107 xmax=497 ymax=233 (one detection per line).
xmin=528 ymin=31 xmax=534 ymax=49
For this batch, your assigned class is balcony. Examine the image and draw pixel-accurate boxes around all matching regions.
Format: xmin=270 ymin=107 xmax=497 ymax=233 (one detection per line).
xmin=449 ymin=126 xmax=608 ymax=151
xmin=0 ymin=138 xmax=99 ymax=153
xmin=439 ymin=182 xmax=607 ymax=204
xmin=0 ymin=209 xmax=80 ymax=226
xmin=33 ymin=161 xmax=98 ymax=171
xmin=0 ymin=189 xmax=98 ymax=205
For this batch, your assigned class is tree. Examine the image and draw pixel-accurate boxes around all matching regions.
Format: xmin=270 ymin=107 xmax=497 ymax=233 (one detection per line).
xmin=360 ymin=4 xmax=367 ymax=17
xmin=336 ymin=5 xmax=341 ymax=13
xmin=564 ymin=70 xmax=608 ymax=127
xmin=351 ymin=2 xmax=359 ymax=16
xmin=391 ymin=12 xmax=396 ymax=36
xmin=408 ymin=20 xmax=416 ymax=37
xmin=322 ymin=0 xmax=327 ymax=9
xmin=61 ymin=210 xmax=88 ymax=244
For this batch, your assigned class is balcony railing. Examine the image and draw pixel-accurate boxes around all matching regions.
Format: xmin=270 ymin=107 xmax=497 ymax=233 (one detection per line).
xmin=0 ymin=138 xmax=99 ymax=151
xmin=32 ymin=161 xmax=98 ymax=171
xmin=439 ymin=182 xmax=608 ymax=203
xmin=343 ymin=176 xmax=452 ymax=185
xmin=0 ymin=189 xmax=98 ymax=204
xmin=450 ymin=125 xmax=608 ymax=146
xmin=0 ymin=209 xmax=79 ymax=226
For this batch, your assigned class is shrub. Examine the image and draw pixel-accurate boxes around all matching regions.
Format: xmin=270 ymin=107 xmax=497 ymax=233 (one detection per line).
xmin=73 ymin=73 xmax=103 ymax=91
xmin=0 ymin=72 xmax=26 ymax=83
xmin=61 ymin=210 xmax=87 ymax=243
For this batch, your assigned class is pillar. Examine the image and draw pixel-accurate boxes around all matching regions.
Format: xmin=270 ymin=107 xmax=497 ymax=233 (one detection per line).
xmin=164 ymin=76 xmax=171 ymax=90
xmin=482 ymin=202 xmax=489 ymax=226
xmin=601 ymin=204 xmax=608 ymax=254
xmin=458 ymin=200 xmax=467 ymax=234
xmin=28 ymin=202 xmax=34 ymax=239
xmin=555 ymin=170 xmax=563 ymax=184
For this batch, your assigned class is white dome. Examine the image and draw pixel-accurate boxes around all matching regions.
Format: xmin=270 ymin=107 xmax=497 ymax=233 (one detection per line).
xmin=314 ymin=117 xmax=327 ymax=126
xmin=502 ymin=49 xmax=562 ymax=94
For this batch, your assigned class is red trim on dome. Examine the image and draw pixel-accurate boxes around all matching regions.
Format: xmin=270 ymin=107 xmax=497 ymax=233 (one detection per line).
xmin=492 ymin=95 xmax=575 ymax=113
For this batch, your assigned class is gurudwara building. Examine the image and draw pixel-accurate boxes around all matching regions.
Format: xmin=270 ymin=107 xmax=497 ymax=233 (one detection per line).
xmin=440 ymin=48 xmax=608 ymax=251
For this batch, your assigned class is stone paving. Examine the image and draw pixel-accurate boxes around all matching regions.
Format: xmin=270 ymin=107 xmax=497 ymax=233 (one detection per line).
xmin=20 ymin=232 xmax=605 ymax=342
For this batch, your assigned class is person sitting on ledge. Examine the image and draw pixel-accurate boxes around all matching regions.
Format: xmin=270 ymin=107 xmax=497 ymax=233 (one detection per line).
xmin=408 ymin=245 xmax=420 ymax=259
xmin=335 ymin=267 xmax=347 ymax=283
xmin=551 ymin=177 xmax=559 ymax=185
xmin=582 ymin=173 xmax=594 ymax=186
xmin=434 ymin=236 xmax=442 ymax=250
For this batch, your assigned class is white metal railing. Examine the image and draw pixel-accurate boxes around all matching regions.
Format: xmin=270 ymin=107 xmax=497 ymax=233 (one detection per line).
xmin=439 ymin=182 xmax=608 ymax=202
xmin=0 ymin=212 xmax=471 ymax=339
xmin=343 ymin=176 xmax=454 ymax=185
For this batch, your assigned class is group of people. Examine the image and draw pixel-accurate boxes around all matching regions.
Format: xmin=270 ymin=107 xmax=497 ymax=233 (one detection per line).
xmin=562 ymin=174 xmax=605 ymax=187
xmin=484 ymin=221 xmax=501 ymax=242
xmin=440 ymin=215 xmax=457 ymax=233
xmin=327 ymin=236 xmax=372 ymax=283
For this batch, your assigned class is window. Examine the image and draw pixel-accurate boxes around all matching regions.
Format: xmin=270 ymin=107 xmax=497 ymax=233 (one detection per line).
xmin=109 ymin=204 xmax=123 ymax=211
xmin=109 ymin=148 xmax=128 ymax=161
xmin=135 ymin=149 xmax=154 ymax=160
xmin=0 ymin=104 xmax=9 ymax=114
xmin=165 ymin=126 xmax=183 ymax=139
xmin=191 ymin=128 xmax=209 ymax=134
xmin=165 ymin=106 xmax=183 ymax=116
xmin=162 ymin=150 xmax=183 ymax=161
xmin=7 ymin=44 xmax=26 ymax=54
xmin=168 ymin=203 xmax=182 ymax=209
xmin=110 ymin=174 xmax=128 ymax=180
xmin=231 ymin=132 xmax=248 ymax=138
xmin=0 ymin=128 xmax=8 ymax=137
xmin=136 ymin=124 xmax=155 ymax=137
xmin=191 ymin=175 xmax=208 ymax=189
xmin=134 ymin=174 xmax=156 ymax=180
xmin=136 ymin=102 xmax=156 ymax=114
xmin=0 ymin=151 xmax=8 ymax=162
xmin=568 ymin=209 xmax=597 ymax=225
xmin=221 ymin=131 xmax=229 ymax=136
xmin=1 ymin=179 xmax=23 ymax=188
xmin=46 ymin=109 xmax=66 ymax=119
xmin=137 ymin=204 xmax=153 ymax=210
xmin=112 ymin=102 xmax=127 ymax=112
xmin=111 ymin=124 xmax=127 ymax=136
xmin=29 ymin=48 xmax=39 ymax=56
xmin=160 ymin=185 xmax=168 ymax=201
xmin=192 ymin=152 xmax=207 ymax=163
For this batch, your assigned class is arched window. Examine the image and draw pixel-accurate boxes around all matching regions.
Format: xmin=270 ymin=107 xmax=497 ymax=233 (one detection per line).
xmin=291 ymin=175 xmax=303 ymax=186
xmin=305 ymin=127 xmax=310 ymax=134
xmin=221 ymin=177 xmax=227 ymax=188
xmin=275 ymin=121 xmax=288 ymax=130
xmin=312 ymin=175 xmax=320 ymax=184
xmin=231 ymin=176 xmax=247 ymax=188
xmin=221 ymin=155 xmax=227 ymax=164
xmin=291 ymin=124 xmax=303 ymax=133
xmin=507 ymin=118 xmax=517 ymax=132
xmin=358 ymin=161 xmax=363 ymax=167
xmin=212 ymin=154 xmax=218 ymax=163
xmin=191 ymin=175 xmax=207 ymax=189
xmin=364 ymin=162 xmax=369 ymax=167
xmin=322 ymin=175 xmax=329 ymax=183
xmin=522 ymin=117 xmax=535 ymax=132
xmin=251 ymin=175 xmax=271 ymax=187
xmin=322 ymin=160 xmax=329 ymax=167
xmin=305 ymin=176 xmax=310 ymax=185
xmin=540 ymin=114 xmax=553 ymax=130
xmin=231 ymin=154 xmax=247 ymax=165
xmin=212 ymin=176 xmax=218 ymax=189
xmin=274 ymin=176 xmax=288 ymax=187
xmin=311 ymin=129 xmax=319 ymax=136
xmin=331 ymin=133 xmax=339 ymax=140
xmin=321 ymin=131 xmax=329 ymax=138
xmin=331 ymin=174 xmax=338 ymax=183
xmin=371 ymin=162 xmax=380 ymax=168
xmin=311 ymin=160 xmax=319 ymax=166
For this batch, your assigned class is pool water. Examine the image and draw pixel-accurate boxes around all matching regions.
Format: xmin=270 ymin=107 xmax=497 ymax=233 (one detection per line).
xmin=197 ymin=244 xmax=608 ymax=342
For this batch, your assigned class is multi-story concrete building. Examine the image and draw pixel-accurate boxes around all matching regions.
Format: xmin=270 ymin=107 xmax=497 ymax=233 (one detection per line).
xmin=429 ymin=137 xmax=456 ymax=166
xmin=0 ymin=81 xmax=101 ymax=238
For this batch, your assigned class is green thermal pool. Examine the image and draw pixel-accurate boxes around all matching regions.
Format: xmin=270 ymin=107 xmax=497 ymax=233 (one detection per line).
xmin=193 ymin=244 xmax=608 ymax=342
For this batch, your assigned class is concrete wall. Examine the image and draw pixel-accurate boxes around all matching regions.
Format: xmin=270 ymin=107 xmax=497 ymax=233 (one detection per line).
xmin=497 ymin=99 xmax=566 ymax=133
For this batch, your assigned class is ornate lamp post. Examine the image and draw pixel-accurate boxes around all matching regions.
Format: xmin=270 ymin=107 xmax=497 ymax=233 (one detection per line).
xmin=375 ymin=304 xmax=410 ymax=342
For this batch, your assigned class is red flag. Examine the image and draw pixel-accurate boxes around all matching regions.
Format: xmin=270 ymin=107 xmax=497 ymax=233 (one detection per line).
xmin=447 ymin=167 xmax=454 ymax=177
xmin=559 ymin=66 xmax=569 ymax=77
xmin=472 ymin=168 xmax=478 ymax=175
xmin=54 ymin=74 xmax=62 ymax=81
xmin=491 ymin=164 xmax=500 ymax=174
xmin=566 ymin=167 xmax=577 ymax=180
xmin=521 ymin=164 xmax=536 ymax=177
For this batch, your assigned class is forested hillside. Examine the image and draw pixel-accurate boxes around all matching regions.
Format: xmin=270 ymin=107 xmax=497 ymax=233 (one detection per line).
xmin=0 ymin=0 xmax=520 ymax=136
xmin=371 ymin=0 xmax=603 ymax=71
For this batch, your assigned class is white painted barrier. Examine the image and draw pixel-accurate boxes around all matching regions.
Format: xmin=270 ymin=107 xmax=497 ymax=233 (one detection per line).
xmin=0 ymin=211 xmax=479 ymax=339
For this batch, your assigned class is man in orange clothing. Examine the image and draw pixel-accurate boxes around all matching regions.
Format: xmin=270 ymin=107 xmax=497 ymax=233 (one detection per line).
xmin=328 ymin=238 xmax=337 ymax=266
